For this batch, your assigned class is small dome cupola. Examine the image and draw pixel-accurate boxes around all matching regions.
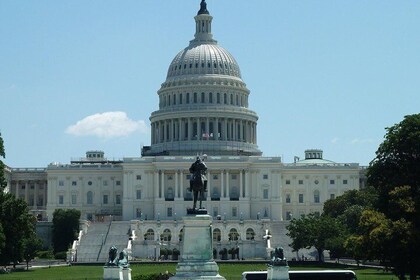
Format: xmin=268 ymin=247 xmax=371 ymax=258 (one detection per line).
xmin=305 ymin=149 xmax=323 ymax=160
xmin=192 ymin=0 xmax=216 ymax=45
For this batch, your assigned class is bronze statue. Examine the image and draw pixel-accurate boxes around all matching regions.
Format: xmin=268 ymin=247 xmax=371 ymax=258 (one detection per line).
xmin=270 ymin=247 xmax=288 ymax=266
xmin=189 ymin=155 xmax=208 ymax=210
xmin=118 ymin=249 xmax=129 ymax=268
xmin=107 ymin=246 xmax=118 ymax=266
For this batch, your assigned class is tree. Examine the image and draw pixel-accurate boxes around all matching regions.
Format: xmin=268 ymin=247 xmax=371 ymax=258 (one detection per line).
xmin=0 ymin=192 xmax=37 ymax=267
xmin=286 ymin=213 xmax=346 ymax=262
xmin=22 ymin=234 xmax=43 ymax=270
xmin=0 ymin=132 xmax=7 ymax=191
xmin=365 ymin=114 xmax=420 ymax=280
xmin=52 ymin=209 xmax=81 ymax=253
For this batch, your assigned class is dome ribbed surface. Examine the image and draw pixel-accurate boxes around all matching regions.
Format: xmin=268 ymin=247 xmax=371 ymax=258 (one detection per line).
xmin=166 ymin=44 xmax=242 ymax=79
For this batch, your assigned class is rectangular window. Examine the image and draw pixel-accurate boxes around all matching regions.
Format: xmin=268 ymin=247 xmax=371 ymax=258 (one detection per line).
xmin=186 ymin=175 xmax=191 ymax=180
xmin=103 ymin=180 xmax=108 ymax=186
xmin=38 ymin=196 xmax=44 ymax=206
xmin=72 ymin=181 xmax=77 ymax=186
xmin=21 ymin=185 xmax=25 ymax=190
xmin=116 ymin=181 xmax=121 ymax=186
xmin=59 ymin=195 xmax=64 ymax=205
xmin=232 ymin=207 xmax=237 ymax=217
xmin=136 ymin=175 xmax=142 ymax=180
xmin=343 ymin=179 xmax=348 ymax=185
xmin=263 ymin=189 xmax=269 ymax=199
xmin=286 ymin=211 xmax=292 ymax=220
xmin=167 ymin=207 xmax=173 ymax=217
xmin=263 ymin=174 xmax=268 ymax=180
xmin=116 ymin=194 xmax=121 ymax=204
xmin=168 ymin=175 xmax=173 ymax=180
xmin=330 ymin=179 xmax=335 ymax=185
xmin=285 ymin=180 xmax=290 ymax=185
xmin=30 ymin=185 xmax=35 ymax=189
xmin=103 ymin=195 xmax=108 ymax=204
xmin=298 ymin=180 xmax=303 ymax=185
xmin=136 ymin=208 xmax=142 ymax=218
xmin=231 ymin=174 xmax=237 ymax=180
xmin=136 ymin=190 xmax=142 ymax=200
xmin=59 ymin=180 xmax=64 ymax=186
xmin=213 ymin=175 xmax=218 ymax=180
xmin=72 ymin=194 xmax=77 ymax=204
xmin=330 ymin=193 xmax=336 ymax=200
xmin=286 ymin=194 xmax=291 ymax=203
xmin=299 ymin=193 xmax=304 ymax=203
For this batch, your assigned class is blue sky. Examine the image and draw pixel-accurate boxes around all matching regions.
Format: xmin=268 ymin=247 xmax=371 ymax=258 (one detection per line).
xmin=1 ymin=0 xmax=419 ymax=167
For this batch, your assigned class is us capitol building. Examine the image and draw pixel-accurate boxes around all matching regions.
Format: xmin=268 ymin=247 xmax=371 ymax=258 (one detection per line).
xmin=4 ymin=1 xmax=364 ymax=260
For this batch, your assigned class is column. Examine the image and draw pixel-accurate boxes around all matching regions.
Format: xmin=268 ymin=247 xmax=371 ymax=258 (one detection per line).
xmin=180 ymin=171 xmax=184 ymax=198
xmin=197 ymin=117 xmax=201 ymax=140
xmin=154 ymin=171 xmax=159 ymax=199
xmin=223 ymin=118 xmax=227 ymax=141
xmin=245 ymin=170 xmax=250 ymax=199
xmin=170 ymin=119 xmax=174 ymax=142
xmin=34 ymin=181 xmax=39 ymax=208
xmin=207 ymin=171 xmax=211 ymax=198
xmin=160 ymin=171 xmax=165 ymax=199
xmin=206 ymin=118 xmax=210 ymax=139
xmin=240 ymin=120 xmax=243 ymax=142
xmin=15 ymin=181 xmax=19 ymax=198
xmin=188 ymin=118 xmax=192 ymax=140
xmin=25 ymin=181 xmax=29 ymax=202
xmin=239 ymin=170 xmax=243 ymax=198
xmin=175 ymin=171 xmax=179 ymax=198
xmin=233 ymin=119 xmax=236 ymax=141
xmin=221 ymin=171 xmax=225 ymax=198
xmin=215 ymin=117 xmax=219 ymax=141
xmin=179 ymin=119 xmax=183 ymax=141
xmin=226 ymin=170 xmax=230 ymax=199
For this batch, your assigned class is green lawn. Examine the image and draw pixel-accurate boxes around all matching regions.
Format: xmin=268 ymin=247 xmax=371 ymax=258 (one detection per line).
xmin=0 ymin=263 xmax=397 ymax=280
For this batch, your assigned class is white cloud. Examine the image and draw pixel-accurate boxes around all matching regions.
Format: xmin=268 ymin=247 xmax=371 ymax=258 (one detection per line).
xmin=351 ymin=138 xmax=375 ymax=145
xmin=331 ymin=137 xmax=339 ymax=144
xmin=66 ymin=111 xmax=148 ymax=138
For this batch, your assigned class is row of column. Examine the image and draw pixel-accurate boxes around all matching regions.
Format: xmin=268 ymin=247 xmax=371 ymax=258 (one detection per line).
xmin=151 ymin=117 xmax=257 ymax=145
xmin=154 ymin=170 xmax=250 ymax=200
xmin=13 ymin=180 xmax=47 ymax=208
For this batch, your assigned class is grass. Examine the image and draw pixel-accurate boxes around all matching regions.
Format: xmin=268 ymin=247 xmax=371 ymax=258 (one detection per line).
xmin=0 ymin=262 xmax=398 ymax=280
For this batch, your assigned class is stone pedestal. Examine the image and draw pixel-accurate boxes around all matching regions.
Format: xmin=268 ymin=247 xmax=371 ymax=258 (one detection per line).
xmin=267 ymin=265 xmax=290 ymax=280
xmin=103 ymin=266 xmax=123 ymax=280
xmin=122 ymin=267 xmax=132 ymax=280
xmin=169 ymin=214 xmax=226 ymax=280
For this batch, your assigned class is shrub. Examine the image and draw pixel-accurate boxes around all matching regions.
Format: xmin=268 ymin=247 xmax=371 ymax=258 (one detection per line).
xmin=37 ymin=250 xmax=54 ymax=259
xmin=54 ymin=251 xmax=67 ymax=260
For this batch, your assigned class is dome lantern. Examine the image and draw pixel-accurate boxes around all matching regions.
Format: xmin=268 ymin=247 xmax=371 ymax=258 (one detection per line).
xmin=192 ymin=0 xmax=216 ymax=45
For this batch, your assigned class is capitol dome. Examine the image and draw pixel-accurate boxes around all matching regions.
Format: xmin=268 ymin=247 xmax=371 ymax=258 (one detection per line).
xmin=143 ymin=0 xmax=261 ymax=157
xmin=166 ymin=44 xmax=242 ymax=79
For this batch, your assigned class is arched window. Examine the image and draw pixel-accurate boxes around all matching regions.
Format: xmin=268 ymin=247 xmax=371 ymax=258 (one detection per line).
xmin=201 ymin=92 xmax=205 ymax=103
xmin=314 ymin=190 xmax=320 ymax=203
xmin=161 ymin=229 xmax=172 ymax=242
xmin=213 ymin=228 xmax=221 ymax=242
xmin=87 ymin=191 xmax=93 ymax=204
xmin=194 ymin=92 xmax=197 ymax=103
xmin=144 ymin=229 xmax=155 ymax=241
xmin=173 ymin=94 xmax=176 ymax=105
xmin=179 ymin=93 xmax=183 ymax=104
xmin=186 ymin=93 xmax=190 ymax=104
xmin=228 ymin=228 xmax=239 ymax=241
xmin=209 ymin=92 xmax=213 ymax=103
xmin=246 ymin=228 xmax=255 ymax=240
